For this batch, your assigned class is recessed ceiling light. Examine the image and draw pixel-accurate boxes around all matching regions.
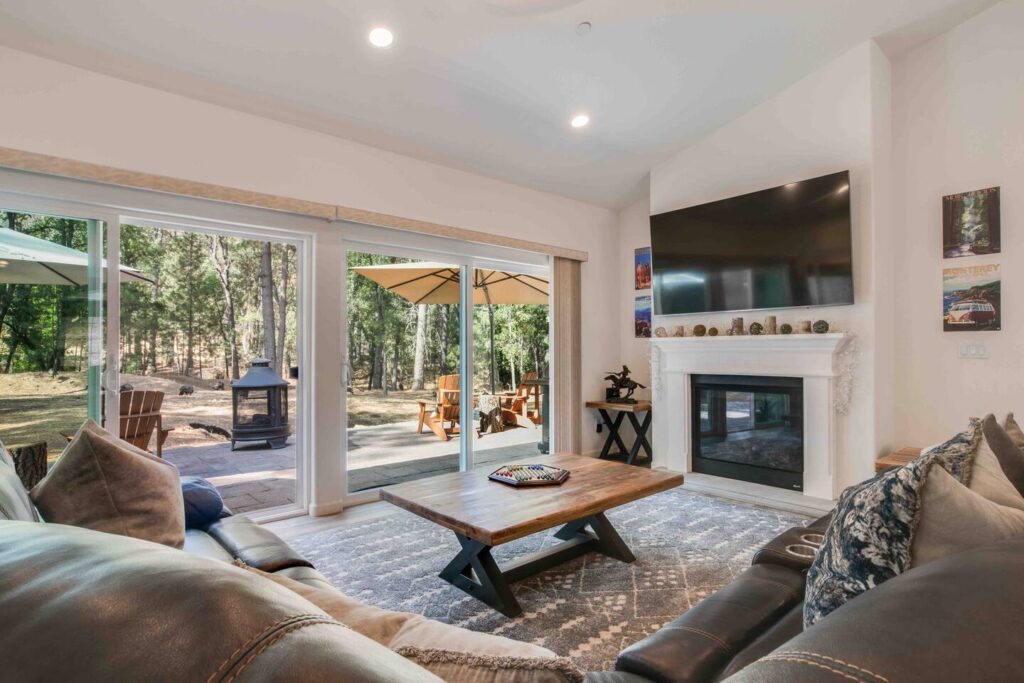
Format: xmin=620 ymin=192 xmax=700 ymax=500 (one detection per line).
xmin=368 ymin=27 xmax=394 ymax=48
xmin=576 ymin=21 xmax=592 ymax=36
xmin=571 ymin=114 xmax=590 ymax=128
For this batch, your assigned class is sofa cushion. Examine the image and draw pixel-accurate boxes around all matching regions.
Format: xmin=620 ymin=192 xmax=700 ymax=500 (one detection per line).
xmin=911 ymin=466 xmax=1024 ymax=567
xmin=0 ymin=440 xmax=39 ymax=522
xmin=183 ymin=528 xmax=236 ymax=563
xmin=181 ymin=475 xmax=229 ymax=529
xmin=616 ymin=562 xmax=805 ymax=683
xmin=30 ymin=420 xmax=185 ymax=548
xmin=983 ymin=414 xmax=1024 ymax=495
xmin=0 ymin=520 xmax=442 ymax=683
xmin=254 ymin=567 xmax=584 ymax=683
xmin=725 ymin=538 xmax=1024 ymax=683
xmin=206 ymin=514 xmax=313 ymax=572
xmin=804 ymin=420 xmax=981 ymax=627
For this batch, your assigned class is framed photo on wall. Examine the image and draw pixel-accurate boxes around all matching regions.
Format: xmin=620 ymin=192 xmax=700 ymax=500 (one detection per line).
xmin=943 ymin=264 xmax=1000 ymax=332
xmin=943 ymin=186 xmax=1000 ymax=258
xmin=634 ymin=247 xmax=652 ymax=290
xmin=634 ymin=295 xmax=652 ymax=338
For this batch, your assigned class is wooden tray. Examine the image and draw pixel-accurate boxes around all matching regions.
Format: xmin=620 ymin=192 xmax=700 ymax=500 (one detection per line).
xmin=488 ymin=464 xmax=570 ymax=487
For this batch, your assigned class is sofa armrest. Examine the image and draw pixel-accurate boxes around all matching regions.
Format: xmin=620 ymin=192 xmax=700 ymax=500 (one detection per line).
xmin=615 ymin=563 xmax=805 ymax=683
xmin=750 ymin=513 xmax=833 ymax=572
xmin=205 ymin=515 xmax=313 ymax=572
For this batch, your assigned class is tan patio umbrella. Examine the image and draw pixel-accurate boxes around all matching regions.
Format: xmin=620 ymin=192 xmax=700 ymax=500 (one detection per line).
xmin=350 ymin=262 xmax=548 ymax=392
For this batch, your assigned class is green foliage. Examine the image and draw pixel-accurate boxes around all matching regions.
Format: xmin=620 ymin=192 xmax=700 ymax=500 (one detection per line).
xmin=1 ymin=212 xmax=297 ymax=380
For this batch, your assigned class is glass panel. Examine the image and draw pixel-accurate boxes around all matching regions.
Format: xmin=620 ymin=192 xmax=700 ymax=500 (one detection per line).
xmin=696 ymin=384 xmax=802 ymax=472
xmin=472 ymin=266 xmax=550 ymax=465
xmin=345 ymin=252 xmax=462 ymax=492
xmin=119 ymin=224 xmax=301 ymax=514
xmin=0 ymin=209 xmax=105 ymax=462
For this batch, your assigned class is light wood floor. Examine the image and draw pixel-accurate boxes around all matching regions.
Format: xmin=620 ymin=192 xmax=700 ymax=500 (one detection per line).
xmin=264 ymin=500 xmax=400 ymax=542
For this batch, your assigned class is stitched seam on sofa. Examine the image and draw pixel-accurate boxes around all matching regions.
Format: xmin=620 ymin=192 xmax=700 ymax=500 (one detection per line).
xmin=222 ymin=616 xmax=342 ymax=683
xmin=758 ymin=654 xmax=873 ymax=683
xmin=394 ymin=646 xmax=585 ymax=683
xmin=206 ymin=614 xmax=336 ymax=683
xmin=744 ymin=575 xmax=803 ymax=595
xmin=779 ymin=651 xmax=889 ymax=683
xmin=665 ymin=625 xmax=734 ymax=654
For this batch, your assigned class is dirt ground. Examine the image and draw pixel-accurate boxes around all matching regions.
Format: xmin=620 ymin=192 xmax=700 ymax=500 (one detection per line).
xmin=0 ymin=370 xmax=438 ymax=454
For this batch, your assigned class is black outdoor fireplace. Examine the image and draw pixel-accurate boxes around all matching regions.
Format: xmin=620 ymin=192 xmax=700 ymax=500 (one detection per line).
xmin=691 ymin=374 xmax=803 ymax=491
xmin=231 ymin=358 xmax=290 ymax=450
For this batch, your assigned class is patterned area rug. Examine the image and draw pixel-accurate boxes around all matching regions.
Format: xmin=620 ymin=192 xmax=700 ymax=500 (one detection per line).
xmin=291 ymin=488 xmax=809 ymax=672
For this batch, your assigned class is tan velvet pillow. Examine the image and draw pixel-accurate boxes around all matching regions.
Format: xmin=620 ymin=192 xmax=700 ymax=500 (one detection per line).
xmin=31 ymin=419 xmax=185 ymax=548
xmin=911 ymin=466 xmax=1024 ymax=568
xmin=253 ymin=568 xmax=583 ymax=683
xmin=969 ymin=429 xmax=1024 ymax=511
xmin=1004 ymin=413 xmax=1024 ymax=448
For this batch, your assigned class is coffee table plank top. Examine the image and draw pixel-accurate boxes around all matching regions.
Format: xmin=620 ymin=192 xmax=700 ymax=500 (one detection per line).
xmin=380 ymin=453 xmax=683 ymax=546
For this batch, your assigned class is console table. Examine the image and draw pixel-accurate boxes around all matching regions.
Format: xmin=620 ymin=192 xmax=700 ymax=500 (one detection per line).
xmin=586 ymin=400 xmax=652 ymax=465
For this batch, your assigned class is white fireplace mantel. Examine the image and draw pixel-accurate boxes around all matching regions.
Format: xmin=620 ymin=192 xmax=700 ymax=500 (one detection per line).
xmin=650 ymin=333 xmax=850 ymax=503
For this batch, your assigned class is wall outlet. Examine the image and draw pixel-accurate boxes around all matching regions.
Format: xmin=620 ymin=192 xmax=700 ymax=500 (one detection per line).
xmin=958 ymin=343 xmax=989 ymax=359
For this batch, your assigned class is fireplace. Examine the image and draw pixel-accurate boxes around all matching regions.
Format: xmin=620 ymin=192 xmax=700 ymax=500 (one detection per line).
xmin=231 ymin=358 xmax=290 ymax=450
xmin=691 ymin=374 xmax=803 ymax=491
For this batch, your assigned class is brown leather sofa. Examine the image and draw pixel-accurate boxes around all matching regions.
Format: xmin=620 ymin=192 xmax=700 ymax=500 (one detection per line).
xmin=587 ymin=514 xmax=1024 ymax=682
xmin=0 ymin=448 xmax=440 ymax=681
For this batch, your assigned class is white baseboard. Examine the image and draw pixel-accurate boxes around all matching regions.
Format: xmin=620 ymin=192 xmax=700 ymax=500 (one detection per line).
xmin=682 ymin=472 xmax=835 ymax=518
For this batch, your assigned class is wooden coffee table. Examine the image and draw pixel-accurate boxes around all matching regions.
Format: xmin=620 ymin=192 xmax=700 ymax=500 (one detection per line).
xmin=381 ymin=453 xmax=683 ymax=617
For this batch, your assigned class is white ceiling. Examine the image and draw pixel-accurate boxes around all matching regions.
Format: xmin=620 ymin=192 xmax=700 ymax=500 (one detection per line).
xmin=0 ymin=0 xmax=997 ymax=208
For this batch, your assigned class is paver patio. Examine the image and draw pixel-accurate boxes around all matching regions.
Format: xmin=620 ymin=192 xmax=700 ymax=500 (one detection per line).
xmin=164 ymin=419 xmax=543 ymax=513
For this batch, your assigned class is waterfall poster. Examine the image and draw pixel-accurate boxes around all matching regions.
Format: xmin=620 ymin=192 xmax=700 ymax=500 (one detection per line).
xmin=943 ymin=186 xmax=1000 ymax=258
xmin=943 ymin=264 xmax=1000 ymax=332
xmin=634 ymin=295 xmax=652 ymax=338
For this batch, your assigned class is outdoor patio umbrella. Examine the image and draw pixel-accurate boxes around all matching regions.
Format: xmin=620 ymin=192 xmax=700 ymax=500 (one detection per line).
xmin=350 ymin=262 xmax=548 ymax=393
xmin=0 ymin=227 xmax=152 ymax=285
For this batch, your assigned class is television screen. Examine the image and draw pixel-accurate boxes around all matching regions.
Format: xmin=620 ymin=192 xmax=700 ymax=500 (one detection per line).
xmin=650 ymin=170 xmax=853 ymax=315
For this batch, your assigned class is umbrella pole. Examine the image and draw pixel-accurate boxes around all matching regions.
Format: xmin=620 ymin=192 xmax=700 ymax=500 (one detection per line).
xmin=483 ymin=285 xmax=496 ymax=394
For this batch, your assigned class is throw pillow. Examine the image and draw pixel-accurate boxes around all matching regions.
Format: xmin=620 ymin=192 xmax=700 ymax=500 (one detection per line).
xmin=252 ymin=568 xmax=584 ymax=683
xmin=911 ymin=465 xmax=1024 ymax=567
xmin=970 ymin=420 xmax=1024 ymax=511
xmin=983 ymin=415 xmax=1024 ymax=496
xmin=181 ymin=475 xmax=230 ymax=529
xmin=804 ymin=421 xmax=981 ymax=628
xmin=30 ymin=419 xmax=185 ymax=548
xmin=1006 ymin=413 xmax=1024 ymax=448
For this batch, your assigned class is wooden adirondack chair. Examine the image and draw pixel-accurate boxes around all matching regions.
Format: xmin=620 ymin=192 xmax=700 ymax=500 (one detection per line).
xmin=119 ymin=390 xmax=173 ymax=458
xmin=63 ymin=390 xmax=173 ymax=457
xmin=416 ymin=375 xmax=461 ymax=441
xmin=500 ymin=371 xmax=542 ymax=429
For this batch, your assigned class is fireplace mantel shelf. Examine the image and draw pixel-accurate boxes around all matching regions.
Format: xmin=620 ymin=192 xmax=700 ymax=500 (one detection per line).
xmin=650 ymin=332 xmax=847 ymax=350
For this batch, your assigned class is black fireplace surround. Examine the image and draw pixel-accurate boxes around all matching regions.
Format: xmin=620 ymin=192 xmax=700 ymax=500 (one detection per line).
xmin=691 ymin=374 xmax=803 ymax=491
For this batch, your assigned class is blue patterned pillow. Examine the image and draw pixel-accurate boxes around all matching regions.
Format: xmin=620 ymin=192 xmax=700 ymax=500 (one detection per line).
xmin=804 ymin=420 xmax=981 ymax=627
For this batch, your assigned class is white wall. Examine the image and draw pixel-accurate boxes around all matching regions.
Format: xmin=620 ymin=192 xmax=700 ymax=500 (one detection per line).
xmin=639 ymin=42 xmax=894 ymax=492
xmin=891 ymin=0 xmax=1024 ymax=445
xmin=0 ymin=45 xmax=620 ymax=456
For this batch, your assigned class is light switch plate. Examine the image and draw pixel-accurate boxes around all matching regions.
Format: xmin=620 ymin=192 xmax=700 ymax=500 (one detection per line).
xmin=959 ymin=343 xmax=989 ymax=359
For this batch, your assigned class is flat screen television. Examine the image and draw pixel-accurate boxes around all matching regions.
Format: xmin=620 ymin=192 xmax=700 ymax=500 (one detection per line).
xmin=650 ymin=170 xmax=854 ymax=315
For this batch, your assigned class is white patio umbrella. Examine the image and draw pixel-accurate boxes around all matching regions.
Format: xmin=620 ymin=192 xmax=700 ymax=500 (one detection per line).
xmin=351 ymin=262 xmax=548 ymax=393
xmin=0 ymin=227 xmax=152 ymax=285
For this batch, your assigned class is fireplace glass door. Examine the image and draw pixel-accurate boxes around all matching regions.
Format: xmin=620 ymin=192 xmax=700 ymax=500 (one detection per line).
xmin=692 ymin=375 xmax=803 ymax=490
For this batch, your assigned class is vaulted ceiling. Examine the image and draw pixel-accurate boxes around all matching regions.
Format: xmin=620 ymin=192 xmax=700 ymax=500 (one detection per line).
xmin=0 ymin=0 xmax=997 ymax=208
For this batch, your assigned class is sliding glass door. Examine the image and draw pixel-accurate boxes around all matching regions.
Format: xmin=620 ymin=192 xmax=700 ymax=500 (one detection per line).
xmin=345 ymin=251 xmax=465 ymax=493
xmin=0 ymin=207 xmax=106 ymax=456
xmin=119 ymin=219 xmax=305 ymax=515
